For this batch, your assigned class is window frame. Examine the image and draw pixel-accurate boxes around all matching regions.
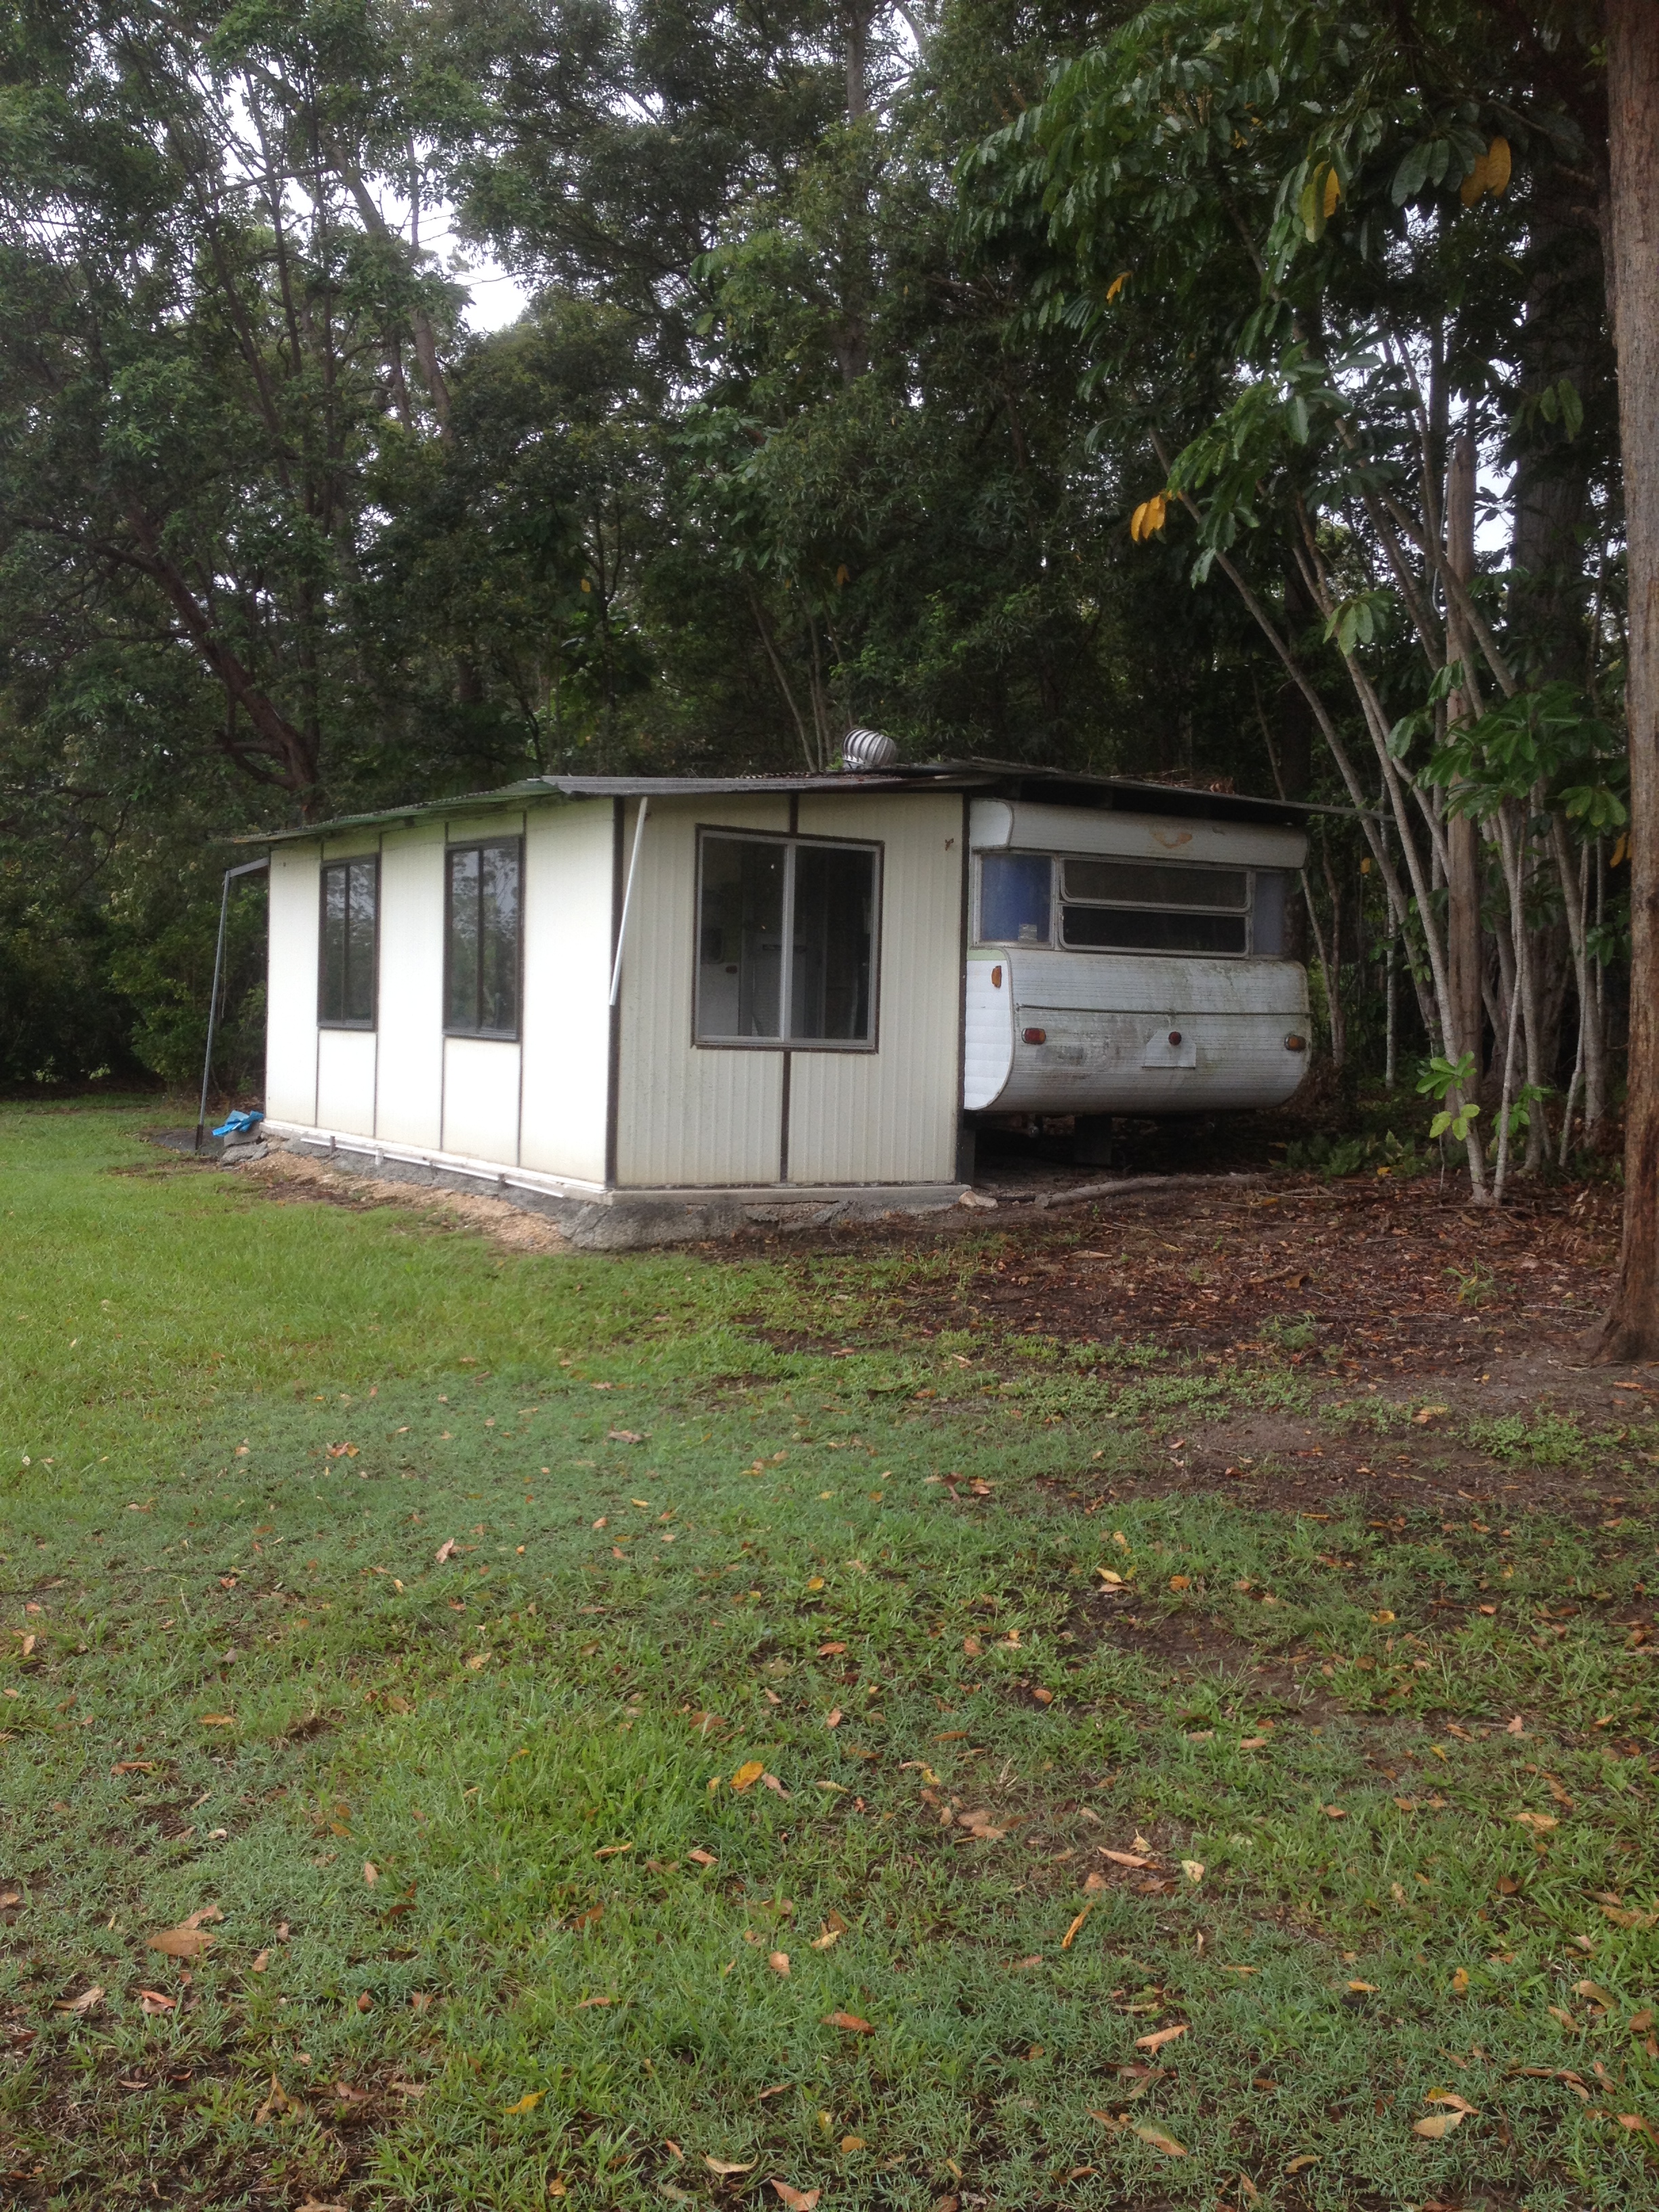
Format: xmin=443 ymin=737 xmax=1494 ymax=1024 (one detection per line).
xmin=693 ymin=825 xmax=882 ymax=1052
xmin=443 ymin=834 xmax=525 ymax=1041
xmin=316 ymin=852 xmax=380 ymax=1031
xmin=975 ymin=847 xmax=1283 ymax=960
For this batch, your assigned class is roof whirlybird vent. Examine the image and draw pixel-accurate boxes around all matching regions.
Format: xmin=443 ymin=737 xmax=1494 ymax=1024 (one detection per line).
xmin=842 ymin=726 xmax=899 ymax=772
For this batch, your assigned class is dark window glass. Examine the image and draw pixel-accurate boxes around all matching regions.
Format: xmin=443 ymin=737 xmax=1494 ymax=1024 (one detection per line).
xmin=1061 ymin=905 xmax=1248 ymax=954
xmin=697 ymin=836 xmax=785 ymax=1038
xmin=445 ymin=840 xmax=520 ymax=1036
xmin=1252 ymin=869 xmax=1288 ymax=956
xmin=696 ymin=834 xmax=878 ymax=1045
xmin=790 ymin=844 xmax=874 ymax=1041
xmin=319 ymin=857 xmax=377 ymax=1026
xmin=1062 ymin=857 xmax=1248 ymax=909
xmin=978 ymin=853 xmax=1053 ymax=944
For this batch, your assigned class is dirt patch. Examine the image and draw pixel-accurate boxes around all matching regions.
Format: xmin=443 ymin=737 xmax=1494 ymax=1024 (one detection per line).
xmin=235 ymin=1148 xmax=571 ymax=1253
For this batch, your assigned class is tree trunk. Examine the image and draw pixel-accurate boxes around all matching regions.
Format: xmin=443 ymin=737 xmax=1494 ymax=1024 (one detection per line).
xmin=1597 ymin=0 xmax=1659 ymax=1359
xmin=1444 ymin=431 xmax=1485 ymax=1078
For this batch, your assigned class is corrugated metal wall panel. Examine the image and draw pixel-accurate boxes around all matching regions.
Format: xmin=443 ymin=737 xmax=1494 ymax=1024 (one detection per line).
xmin=616 ymin=796 xmax=788 ymax=1187
xmin=787 ymin=792 xmax=964 ymax=1185
xmin=520 ymin=800 xmax=612 ymax=1185
xmin=265 ymin=846 xmax=320 ymax=1125
xmin=374 ymin=827 xmax=445 ymax=1150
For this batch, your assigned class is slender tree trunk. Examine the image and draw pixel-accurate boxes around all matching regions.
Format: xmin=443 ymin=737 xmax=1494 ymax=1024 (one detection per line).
xmin=1597 ymin=0 xmax=1659 ymax=1359
xmin=1445 ymin=432 xmax=1485 ymax=1078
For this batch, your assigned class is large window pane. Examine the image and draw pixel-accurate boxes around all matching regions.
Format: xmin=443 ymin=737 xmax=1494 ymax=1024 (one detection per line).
xmin=978 ymin=853 xmax=1052 ymax=944
xmin=344 ymin=860 xmax=377 ymax=1023
xmin=791 ymin=844 xmax=874 ymax=1042
xmin=479 ymin=843 xmax=520 ymax=1033
xmin=445 ymin=841 xmax=520 ymax=1036
xmin=1061 ymin=905 xmax=1247 ymax=954
xmin=697 ymin=836 xmax=785 ymax=1038
xmin=1062 ymin=858 xmax=1247 ymax=909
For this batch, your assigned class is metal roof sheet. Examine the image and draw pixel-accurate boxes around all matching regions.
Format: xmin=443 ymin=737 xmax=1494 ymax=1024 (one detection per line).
xmin=239 ymin=758 xmax=1354 ymax=845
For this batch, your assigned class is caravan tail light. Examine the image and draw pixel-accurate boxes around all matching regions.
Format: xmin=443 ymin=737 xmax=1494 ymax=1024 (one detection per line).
xmin=1284 ymin=1033 xmax=1308 ymax=1052
xmin=1022 ymin=1027 xmax=1046 ymax=1045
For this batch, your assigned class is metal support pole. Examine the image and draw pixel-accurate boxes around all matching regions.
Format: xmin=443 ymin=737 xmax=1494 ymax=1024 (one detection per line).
xmin=608 ymin=797 xmax=651 ymax=1007
xmin=195 ymin=856 xmax=269 ymax=1152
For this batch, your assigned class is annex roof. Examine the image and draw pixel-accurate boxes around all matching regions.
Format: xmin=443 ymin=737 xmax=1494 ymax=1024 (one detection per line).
xmin=242 ymin=758 xmax=1352 ymax=846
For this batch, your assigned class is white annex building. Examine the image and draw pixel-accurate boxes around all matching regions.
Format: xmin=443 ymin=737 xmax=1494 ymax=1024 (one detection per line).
xmin=253 ymin=760 xmax=1315 ymax=1241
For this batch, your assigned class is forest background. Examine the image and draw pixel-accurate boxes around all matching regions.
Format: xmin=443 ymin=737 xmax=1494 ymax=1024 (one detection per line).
xmin=0 ymin=0 xmax=1633 ymax=1189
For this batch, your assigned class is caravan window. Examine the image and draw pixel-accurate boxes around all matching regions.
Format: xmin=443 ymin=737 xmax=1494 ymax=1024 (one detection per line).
xmin=696 ymin=832 xmax=878 ymax=1048
xmin=977 ymin=853 xmax=1053 ymax=944
xmin=445 ymin=840 xmax=522 ymax=1037
xmin=319 ymin=856 xmax=378 ymax=1028
xmin=1060 ymin=854 xmax=1250 ymax=956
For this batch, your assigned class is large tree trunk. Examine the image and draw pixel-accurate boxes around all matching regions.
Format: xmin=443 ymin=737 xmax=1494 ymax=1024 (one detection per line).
xmin=1597 ymin=0 xmax=1659 ymax=1360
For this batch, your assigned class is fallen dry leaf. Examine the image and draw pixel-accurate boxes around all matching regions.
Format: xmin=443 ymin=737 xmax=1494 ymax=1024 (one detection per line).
xmin=1412 ymin=1406 xmax=1448 ymax=1425
xmin=1618 ymin=2114 xmax=1659 ymax=2144
xmin=1451 ymin=1967 xmax=1469 ymax=1994
xmin=731 ymin=1761 xmax=766 ymax=1793
xmin=1181 ymin=1860 xmax=1205 ymax=1883
xmin=1136 ymin=2024 xmax=1188 ymax=2055
xmin=771 ymin=2186 xmax=821 ymax=2211
xmin=595 ymin=1841 xmax=634 ymax=1859
xmin=811 ymin=1911 xmax=848 ymax=1950
xmin=769 ymin=1951 xmax=790 ymax=1976
xmin=574 ymin=1995 xmax=613 ymax=2009
xmin=504 ymin=2091 xmax=544 ymax=2115
xmin=1601 ymin=1904 xmax=1658 ymax=1930
xmin=762 ymin=1773 xmax=789 ymax=1797
xmin=1322 ymin=1805 xmax=1348 ymax=1820
xmin=819 ymin=1641 xmax=847 ymax=1657
xmin=197 ymin=1713 xmax=236 ymax=1727
xmin=957 ymin=1809 xmax=1006 ymax=1841
xmin=1412 ymin=2110 xmax=1469 ymax=2138
xmin=464 ymin=1652 xmax=491 ymax=1671
xmin=1427 ymin=2093 xmax=1477 ymax=2115
xmin=138 ymin=1990 xmax=176 ymax=2014
xmin=1061 ymin=1903 xmax=1094 ymax=1950
xmin=54 ymin=1985 xmax=104 ymax=2015
xmin=1284 ymin=2154 xmax=1320 ymax=2173
xmin=824 ymin=2010 xmax=874 ymax=2034
xmin=112 ymin=1760 xmax=157 ymax=1775
xmin=840 ymin=2135 xmax=865 ymax=2152
xmin=251 ymin=1950 xmax=271 ymax=1973
xmin=1132 ymin=2125 xmax=1187 ymax=2156
xmin=146 ymin=1908 xmax=222 ymax=1960
xmin=1238 ymin=1736 xmax=1270 ymax=1750
xmin=1099 ymin=1848 xmax=1153 ymax=1868
xmin=363 ymin=1860 xmax=379 ymax=1887
xmin=687 ymin=1848 xmax=718 ymax=1868
xmin=434 ymin=1538 xmax=458 ymax=1564
xmin=703 ymin=2156 xmax=756 ymax=2176
xmin=1347 ymin=1980 xmax=1379 ymax=1994
xmin=1513 ymin=1811 xmax=1558 ymax=1832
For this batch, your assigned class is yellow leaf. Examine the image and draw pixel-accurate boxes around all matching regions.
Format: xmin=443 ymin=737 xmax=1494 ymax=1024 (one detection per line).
xmin=1611 ymin=833 xmax=1629 ymax=869
xmin=806 ymin=1576 xmax=825 ymax=1591
xmin=1181 ymin=1860 xmax=1205 ymax=1883
xmin=1459 ymin=153 xmax=1490 ymax=207
xmin=1130 ymin=501 xmax=1148 ymax=544
xmin=1486 ymin=136 xmax=1511 ymax=194
xmin=1136 ymin=2024 xmax=1188 ymax=2055
xmin=1452 ymin=1967 xmax=1469 ymax=1993
xmin=1143 ymin=493 xmax=1168 ymax=537
xmin=504 ymin=2091 xmax=544 ymax=2116
xmin=731 ymin=1761 xmax=766 ymax=1793
xmin=1132 ymin=2125 xmax=1187 ymax=2156
xmin=1322 ymin=167 xmax=1341 ymax=218
xmin=703 ymin=2156 xmax=756 ymax=2176
xmin=1285 ymin=2155 xmax=1320 ymax=2173
xmin=1513 ymin=1811 xmax=1558 ymax=1832
xmin=1106 ymin=271 xmax=1130 ymax=301
xmin=834 ymin=564 xmax=851 ymax=587
xmin=769 ymin=1951 xmax=790 ymax=1975
xmin=1412 ymin=2109 xmax=1467 ymax=2138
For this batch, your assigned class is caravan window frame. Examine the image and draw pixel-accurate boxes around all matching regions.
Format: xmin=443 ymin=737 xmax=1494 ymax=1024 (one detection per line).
xmin=317 ymin=853 xmax=380 ymax=1029
xmin=975 ymin=848 xmax=1288 ymax=960
xmin=693 ymin=826 xmax=882 ymax=1052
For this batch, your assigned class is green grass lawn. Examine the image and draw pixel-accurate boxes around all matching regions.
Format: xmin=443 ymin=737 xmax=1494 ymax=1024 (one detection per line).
xmin=3 ymin=1101 xmax=1657 ymax=2212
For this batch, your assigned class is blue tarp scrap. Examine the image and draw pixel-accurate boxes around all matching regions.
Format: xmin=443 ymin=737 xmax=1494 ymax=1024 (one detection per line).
xmin=212 ymin=1109 xmax=265 ymax=1139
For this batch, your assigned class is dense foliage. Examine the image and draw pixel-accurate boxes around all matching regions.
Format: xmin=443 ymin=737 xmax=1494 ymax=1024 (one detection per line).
xmin=0 ymin=0 xmax=1629 ymax=1153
